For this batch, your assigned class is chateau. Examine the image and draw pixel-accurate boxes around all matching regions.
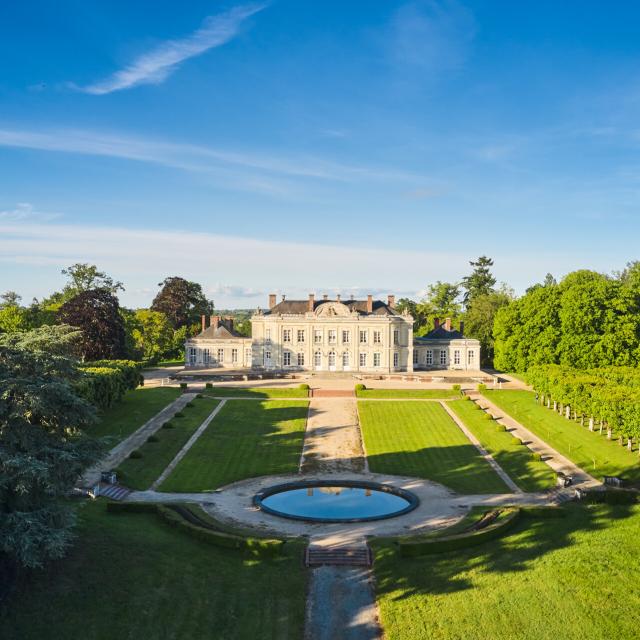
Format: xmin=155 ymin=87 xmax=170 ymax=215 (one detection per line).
xmin=185 ymin=293 xmax=481 ymax=373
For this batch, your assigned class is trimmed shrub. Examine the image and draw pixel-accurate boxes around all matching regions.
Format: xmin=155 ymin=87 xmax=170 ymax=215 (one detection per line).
xmin=298 ymin=383 xmax=310 ymax=392
xmin=483 ymin=412 xmax=494 ymax=421
xmin=205 ymin=382 xmax=213 ymax=389
xmin=147 ymin=435 xmax=159 ymax=443
xmin=496 ymin=424 xmax=507 ymax=432
xmin=531 ymin=452 xmax=543 ymax=462
xmin=174 ymin=411 xmax=185 ymax=418
xmin=477 ymin=383 xmax=487 ymax=392
xmin=516 ymin=438 xmax=526 ymax=446
xmin=186 ymin=402 xmax=195 ymax=408
xmin=129 ymin=450 xmax=143 ymax=459
xmin=180 ymin=382 xmax=188 ymax=391
xmin=463 ymin=395 xmax=471 ymax=401
xmin=162 ymin=421 xmax=175 ymax=429
xmin=355 ymin=383 xmax=366 ymax=392
xmin=452 ymin=384 xmax=461 ymax=392
xmin=585 ymin=489 xmax=638 ymax=505
xmin=196 ymin=393 xmax=203 ymax=399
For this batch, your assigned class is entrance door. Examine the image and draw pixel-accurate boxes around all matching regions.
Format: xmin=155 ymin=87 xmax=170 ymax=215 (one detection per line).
xmin=328 ymin=351 xmax=336 ymax=371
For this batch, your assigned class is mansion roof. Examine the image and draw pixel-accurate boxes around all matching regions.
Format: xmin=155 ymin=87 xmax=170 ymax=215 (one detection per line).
xmin=265 ymin=299 xmax=401 ymax=317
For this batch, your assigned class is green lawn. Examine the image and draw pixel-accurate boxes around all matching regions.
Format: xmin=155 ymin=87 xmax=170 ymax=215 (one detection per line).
xmin=161 ymin=400 xmax=308 ymax=491
xmin=358 ymin=401 xmax=508 ymax=493
xmin=116 ymin=397 xmax=220 ymax=490
xmin=204 ymin=387 xmax=309 ymax=398
xmin=373 ymin=503 xmax=640 ymax=640
xmin=356 ymin=389 xmax=461 ymax=399
xmin=485 ymin=390 xmax=640 ymax=482
xmin=448 ymin=399 xmax=556 ymax=492
xmin=0 ymin=501 xmax=306 ymax=640
xmin=90 ymin=386 xmax=180 ymax=441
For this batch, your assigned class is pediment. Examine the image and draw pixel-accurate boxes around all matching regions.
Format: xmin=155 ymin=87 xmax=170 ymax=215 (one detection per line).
xmin=315 ymin=301 xmax=352 ymax=317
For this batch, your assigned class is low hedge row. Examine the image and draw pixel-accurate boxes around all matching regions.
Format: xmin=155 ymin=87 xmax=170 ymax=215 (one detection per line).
xmin=77 ymin=360 xmax=143 ymax=409
xmin=106 ymin=501 xmax=284 ymax=556
xmin=583 ymin=488 xmax=638 ymax=505
xmin=399 ymin=508 xmax=521 ymax=557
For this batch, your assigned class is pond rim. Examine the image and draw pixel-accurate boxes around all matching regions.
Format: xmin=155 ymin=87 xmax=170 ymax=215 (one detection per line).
xmin=253 ymin=479 xmax=420 ymax=523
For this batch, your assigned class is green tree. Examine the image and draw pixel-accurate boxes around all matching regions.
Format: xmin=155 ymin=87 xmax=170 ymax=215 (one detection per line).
xmin=0 ymin=306 xmax=28 ymax=334
xmin=0 ymin=292 xmax=21 ymax=307
xmin=0 ymin=326 xmax=104 ymax=570
xmin=464 ymin=290 xmax=513 ymax=366
xmin=58 ymin=290 xmax=126 ymax=360
xmin=151 ymin=276 xmax=213 ymax=328
xmin=130 ymin=310 xmax=174 ymax=362
xmin=415 ymin=282 xmax=462 ymax=334
xmin=461 ymin=256 xmax=496 ymax=305
xmin=60 ymin=263 xmax=123 ymax=297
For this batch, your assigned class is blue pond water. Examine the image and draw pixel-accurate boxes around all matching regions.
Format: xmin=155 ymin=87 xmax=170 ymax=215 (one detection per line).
xmin=260 ymin=485 xmax=411 ymax=521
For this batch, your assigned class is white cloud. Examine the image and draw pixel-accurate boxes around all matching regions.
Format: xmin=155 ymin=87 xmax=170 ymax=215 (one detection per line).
xmin=0 ymin=202 xmax=60 ymax=222
xmin=77 ymin=4 xmax=267 ymax=95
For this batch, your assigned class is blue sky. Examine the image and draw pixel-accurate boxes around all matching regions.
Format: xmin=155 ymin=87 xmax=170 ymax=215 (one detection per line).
xmin=1 ymin=1 xmax=639 ymax=308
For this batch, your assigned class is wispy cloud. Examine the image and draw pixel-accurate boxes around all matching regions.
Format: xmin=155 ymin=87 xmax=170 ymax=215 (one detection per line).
xmin=0 ymin=127 xmax=426 ymax=194
xmin=76 ymin=4 xmax=266 ymax=95
xmin=0 ymin=202 xmax=60 ymax=222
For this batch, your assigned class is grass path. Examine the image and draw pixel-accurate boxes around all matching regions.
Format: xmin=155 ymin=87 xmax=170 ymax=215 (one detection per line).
xmin=90 ymin=387 xmax=180 ymax=441
xmin=0 ymin=501 xmax=306 ymax=640
xmin=358 ymin=401 xmax=508 ymax=493
xmin=356 ymin=389 xmax=461 ymax=399
xmin=373 ymin=504 xmax=640 ymax=640
xmin=448 ymin=399 xmax=556 ymax=492
xmin=161 ymin=400 xmax=308 ymax=491
xmin=485 ymin=390 xmax=640 ymax=482
xmin=116 ymin=396 xmax=220 ymax=490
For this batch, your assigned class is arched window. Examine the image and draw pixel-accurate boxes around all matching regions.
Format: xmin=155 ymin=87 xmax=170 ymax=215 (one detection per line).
xmin=314 ymin=351 xmax=322 ymax=367
xmin=342 ymin=352 xmax=350 ymax=367
xmin=328 ymin=351 xmax=336 ymax=367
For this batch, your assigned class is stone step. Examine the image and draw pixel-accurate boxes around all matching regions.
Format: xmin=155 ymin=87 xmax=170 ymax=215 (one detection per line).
xmin=305 ymin=545 xmax=372 ymax=567
xmin=98 ymin=483 xmax=131 ymax=501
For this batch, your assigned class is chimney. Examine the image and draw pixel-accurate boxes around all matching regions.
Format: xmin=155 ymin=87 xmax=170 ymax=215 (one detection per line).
xmin=323 ymin=294 xmax=328 ymax=301
xmin=434 ymin=318 xmax=440 ymax=329
xmin=211 ymin=315 xmax=221 ymax=330
xmin=459 ymin=321 xmax=465 ymax=335
xmin=445 ymin=317 xmax=452 ymax=331
xmin=226 ymin=316 xmax=234 ymax=332
xmin=308 ymin=293 xmax=315 ymax=312
xmin=281 ymin=294 xmax=286 ymax=302
xmin=201 ymin=314 xmax=206 ymax=332
xmin=387 ymin=294 xmax=395 ymax=308
xmin=336 ymin=293 xmax=341 ymax=302
xmin=366 ymin=294 xmax=373 ymax=313
xmin=268 ymin=293 xmax=276 ymax=309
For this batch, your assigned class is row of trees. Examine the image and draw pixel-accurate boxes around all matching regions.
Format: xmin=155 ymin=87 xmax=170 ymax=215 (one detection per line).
xmin=526 ymin=364 xmax=640 ymax=450
xmin=0 ymin=265 xmax=216 ymax=362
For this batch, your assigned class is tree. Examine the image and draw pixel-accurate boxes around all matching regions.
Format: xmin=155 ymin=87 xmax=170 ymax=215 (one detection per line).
xmin=0 ymin=305 xmax=28 ymax=334
xmin=461 ymin=256 xmax=496 ymax=305
xmin=0 ymin=292 xmax=21 ymax=308
xmin=60 ymin=263 xmax=123 ymax=297
xmin=464 ymin=290 xmax=513 ymax=367
xmin=130 ymin=310 xmax=174 ymax=362
xmin=58 ymin=290 xmax=126 ymax=360
xmin=151 ymin=276 xmax=213 ymax=328
xmin=0 ymin=326 xmax=104 ymax=571
xmin=414 ymin=282 xmax=462 ymax=334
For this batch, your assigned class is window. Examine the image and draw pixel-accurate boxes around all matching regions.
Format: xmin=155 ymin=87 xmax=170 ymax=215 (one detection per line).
xmin=314 ymin=351 xmax=322 ymax=367
xmin=373 ymin=352 xmax=381 ymax=367
xmin=189 ymin=347 xmax=197 ymax=365
xmin=283 ymin=329 xmax=291 ymax=343
xmin=342 ymin=330 xmax=350 ymax=344
xmin=440 ymin=350 xmax=447 ymax=365
xmin=413 ymin=350 xmax=418 ymax=364
xmin=328 ymin=330 xmax=337 ymax=344
xmin=314 ymin=330 xmax=323 ymax=343
xmin=468 ymin=350 xmax=475 ymax=365
xmin=203 ymin=348 xmax=210 ymax=364
xmin=297 ymin=352 xmax=305 ymax=366
xmin=283 ymin=351 xmax=291 ymax=366
xmin=359 ymin=330 xmax=367 ymax=344
xmin=245 ymin=349 xmax=252 ymax=363
xmin=393 ymin=329 xmax=399 ymax=345
xmin=342 ymin=352 xmax=350 ymax=367
xmin=265 ymin=350 xmax=272 ymax=365
xmin=393 ymin=352 xmax=399 ymax=367
xmin=426 ymin=350 xmax=433 ymax=365
xmin=297 ymin=329 xmax=305 ymax=343
xmin=454 ymin=350 xmax=460 ymax=365
xmin=328 ymin=351 xmax=336 ymax=366
xmin=265 ymin=328 xmax=271 ymax=342
xmin=217 ymin=348 xmax=224 ymax=362
xmin=359 ymin=352 xmax=367 ymax=367
xmin=232 ymin=348 xmax=238 ymax=363
xmin=373 ymin=330 xmax=381 ymax=344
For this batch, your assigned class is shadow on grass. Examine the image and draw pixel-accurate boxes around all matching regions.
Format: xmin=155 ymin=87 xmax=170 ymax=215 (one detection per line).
xmin=373 ymin=502 xmax=637 ymax=602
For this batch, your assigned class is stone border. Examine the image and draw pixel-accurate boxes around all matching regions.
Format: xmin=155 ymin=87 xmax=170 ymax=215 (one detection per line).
xmin=253 ymin=479 xmax=419 ymax=523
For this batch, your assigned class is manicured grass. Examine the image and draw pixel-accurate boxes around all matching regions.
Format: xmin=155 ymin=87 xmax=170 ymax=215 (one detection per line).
xmin=0 ymin=501 xmax=306 ymax=640
xmin=356 ymin=389 xmax=462 ymax=399
xmin=90 ymin=386 xmax=180 ymax=441
xmin=373 ymin=503 xmax=640 ymax=640
xmin=161 ymin=400 xmax=309 ymax=491
xmin=116 ymin=397 xmax=220 ymax=490
xmin=485 ymin=390 xmax=640 ymax=482
xmin=449 ymin=399 xmax=556 ymax=492
xmin=358 ymin=401 xmax=508 ymax=493
xmin=204 ymin=387 xmax=309 ymax=398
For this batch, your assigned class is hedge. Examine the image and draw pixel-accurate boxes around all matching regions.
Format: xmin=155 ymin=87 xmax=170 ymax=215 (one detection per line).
xmin=583 ymin=488 xmax=638 ymax=505
xmin=399 ymin=508 xmax=521 ymax=557
xmin=76 ymin=360 xmax=143 ymax=410
xmin=106 ymin=501 xmax=284 ymax=556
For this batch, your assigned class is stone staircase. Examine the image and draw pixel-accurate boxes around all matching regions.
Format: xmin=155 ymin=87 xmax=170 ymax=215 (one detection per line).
xmin=98 ymin=482 xmax=131 ymax=501
xmin=305 ymin=544 xmax=372 ymax=567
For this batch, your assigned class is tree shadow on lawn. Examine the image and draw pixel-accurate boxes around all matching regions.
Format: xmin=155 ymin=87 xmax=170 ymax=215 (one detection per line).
xmin=374 ymin=502 xmax=637 ymax=601
xmin=366 ymin=445 xmax=511 ymax=494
